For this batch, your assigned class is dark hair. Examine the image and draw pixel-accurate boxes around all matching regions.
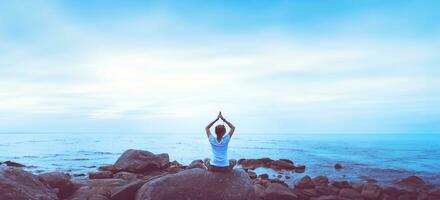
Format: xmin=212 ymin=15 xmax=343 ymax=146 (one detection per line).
xmin=215 ymin=124 xmax=226 ymax=138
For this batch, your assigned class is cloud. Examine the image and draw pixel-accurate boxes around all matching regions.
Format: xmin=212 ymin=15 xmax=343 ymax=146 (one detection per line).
xmin=0 ymin=0 xmax=438 ymax=133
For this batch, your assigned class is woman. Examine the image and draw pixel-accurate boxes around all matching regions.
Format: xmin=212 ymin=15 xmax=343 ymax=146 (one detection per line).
xmin=204 ymin=112 xmax=236 ymax=172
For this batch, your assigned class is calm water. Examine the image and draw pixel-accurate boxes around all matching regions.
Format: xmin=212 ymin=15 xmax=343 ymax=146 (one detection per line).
xmin=0 ymin=133 xmax=439 ymax=188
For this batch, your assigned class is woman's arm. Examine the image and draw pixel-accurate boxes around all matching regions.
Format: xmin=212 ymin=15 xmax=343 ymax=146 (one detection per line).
xmin=219 ymin=112 xmax=235 ymax=138
xmin=205 ymin=114 xmax=220 ymax=137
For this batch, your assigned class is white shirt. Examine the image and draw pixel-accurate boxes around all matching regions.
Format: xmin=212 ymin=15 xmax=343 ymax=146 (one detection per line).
xmin=208 ymin=134 xmax=231 ymax=167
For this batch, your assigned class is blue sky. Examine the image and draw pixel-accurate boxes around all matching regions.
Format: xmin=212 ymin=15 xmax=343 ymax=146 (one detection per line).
xmin=0 ymin=0 xmax=439 ymax=134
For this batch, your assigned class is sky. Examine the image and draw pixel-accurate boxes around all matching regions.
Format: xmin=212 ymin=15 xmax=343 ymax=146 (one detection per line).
xmin=0 ymin=0 xmax=439 ymax=134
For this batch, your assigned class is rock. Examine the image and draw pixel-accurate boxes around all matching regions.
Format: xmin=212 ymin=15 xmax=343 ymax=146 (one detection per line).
xmin=396 ymin=176 xmax=425 ymax=189
xmin=361 ymin=183 xmax=381 ymax=199
xmin=263 ymin=182 xmax=298 ymax=200
xmin=295 ymin=188 xmax=320 ymax=197
xmin=270 ymin=160 xmax=295 ymax=170
xmin=279 ymin=159 xmax=294 ymax=164
xmin=0 ymin=167 xmax=57 ymax=200
xmin=338 ymin=188 xmax=363 ymax=200
xmin=254 ymin=184 xmax=266 ymax=199
xmin=89 ymin=171 xmax=113 ymax=179
xmin=240 ymin=159 xmax=265 ymax=170
xmin=332 ymin=180 xmax=352 ymax=189
xmin=164 ymin=164 xmax=181 ymax=173
xmin=335 ymin=163 xmax=342 ymax=170
xmin=294 ymin=165 xmax=306 ymax=173
xmin=254 ymin=178 xmax=272 ymax=188
xmin=68 ymin=178 xmax=128 ymax=200
xmin=3 ymin=160 xmax=26 ymax=167
xmin=114 ymin=149 xmax=163 ymax=173
xmin=113 ymin=171 xmax=137 ymax=180
xmin=295 ymin=175 xmax=315 ymax=189
xmin=398 ymin=191 xmax=418 ymax=200
xmin=259 ymin=173 xmax=269 ymax=179
xmin=248 ymin=171 xmax=257 ymax=179
xmin=99 ymin=165 xmax=118 ymax=172
xmin=73 ymin=173 xmax=86 ymax=177
xmin=156 ymin=153 xmax=169 ymax=168
xmin=271 ymin=178 xmax=289 ymax=187
xmin=382 ymin=187 xmax=402 ymax=199
xmin=111 ymin=179 xmax=147 ymax=200
xmin=313 ymin=175 xmax=329 ymax=186
xmin=135 ymin=168 xmax=255 ymax=200
xmin=187 ymin=159 xmax=207 ymax=170
xmin=310 ymin=195 xmax=338 ymax=200
xmin=38 ymin=172 xmax=76 ymax=199
xmin=258 ymin=158 xmax=274 ymax=165
xmin=360 ymin=175 xmax=378 ymax=183
xmin=315 ymin=186 xmax=337 ymax=196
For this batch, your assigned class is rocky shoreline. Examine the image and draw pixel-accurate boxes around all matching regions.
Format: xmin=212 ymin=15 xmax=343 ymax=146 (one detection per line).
xmin=1 ymin=149 xmax=439 ymax=200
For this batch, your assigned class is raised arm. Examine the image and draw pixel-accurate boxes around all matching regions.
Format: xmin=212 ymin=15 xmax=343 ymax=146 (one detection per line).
xmin=205 ymin=114 xmax=220 ymax=137
xmin=219 ymin=112 xmax=235 ymax=138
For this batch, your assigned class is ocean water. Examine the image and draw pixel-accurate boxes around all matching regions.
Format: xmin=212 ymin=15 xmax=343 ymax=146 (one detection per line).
xmin=0 ymin=133 xmax=439 ymax=188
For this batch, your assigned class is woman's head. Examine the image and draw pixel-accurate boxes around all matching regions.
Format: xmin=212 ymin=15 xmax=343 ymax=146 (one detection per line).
xmin=215 ymin=124 xmax=226 ymax=138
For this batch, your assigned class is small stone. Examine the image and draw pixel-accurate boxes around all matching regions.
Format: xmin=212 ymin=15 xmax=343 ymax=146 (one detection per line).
xmin=334 ymin=163 xmax=342 ymax=170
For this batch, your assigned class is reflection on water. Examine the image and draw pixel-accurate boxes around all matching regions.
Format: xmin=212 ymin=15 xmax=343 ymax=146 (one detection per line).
xmin=0 ymin=133 xmax=439 ymax=187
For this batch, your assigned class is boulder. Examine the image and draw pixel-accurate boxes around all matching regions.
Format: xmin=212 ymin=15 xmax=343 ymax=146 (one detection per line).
xmin=270 ymin=160 xmax=295 ymax=170
xmin=89 ymin=171 xmax=113 ymax=179
xmin=338 ymin=188 xmax=363 ymax=200
xmin=332 ymin=180 xmax=352 ymax=189
xmin=3 ymin=160 xmax=26 ymax=167
xmin=111 ymin=179 xmax=147 ymax=200
xmin=187 ymin=159 xmax=207 ymax=170
xmin=114 ymin=149 xmax=163 ymax=173
xmin=240 ymin=159 xmax=265 ymax=170
xmin=248 ymin=171 xmax=257 ymax=179
xmin=156 ymin=153 xmax=169 ymax=168
xmin=135 ymin=168 xmax=255 ymax=200
xmin=0 ymin=167 xmax=57 ymax=200
xmin=99 ymin=165 xmax=119 ymax=172
xmin=313 ymin=175 xmax=329 ymax=186
xmin=361 ymin=183 xmax=381 ymax=199
xmin=294 ymin=165 xmax=306 ymax=173
xmin=310 ymin=195 xmax=338 ymax=200
xmin=295 ymin=175 xmax=315 ymax=189
xmin=254 ymin=184 xmax=266 ymax=200
xmin=38 ymin=172 xmax=76 ymax=199
xmin=259 ymin=173 xmax=269 ymax=179
xmin=113 ymin=171 xmax=137 ymax=180
xmin=396 ymin=176 xmax=425 ymax=189
xmin=334 ymin=163 xmax=342 ymax=170
xmin=263 ymin=183 xmax=298 ymax=200
xmin=67 ymin=178 xmax=128 ymax=200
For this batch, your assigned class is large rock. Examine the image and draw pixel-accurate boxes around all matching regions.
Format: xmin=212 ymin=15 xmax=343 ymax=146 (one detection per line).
xmin=114 ymin=149 xmax=163 ymax=173
xmin=262 ymin=183 xmax=298 ymax=200
xmin=0 ymin=167 xmax=57 ymax=200
xmin=338 ymin=188 xmax=363 ymax=200
xmin=295 ymin=175 xmax=315 ymax=189
xmin=156 ymin=153 xmax=169 ymax=168
xmin=111 ymin=179 xmax=147 ymax=200
xmin=187 ymin=159 xmax=207 ymax=170
xmin=396 ymin=176 xmax=425 ymax=190
xmin=313 ymin=176 xmax=329 ymax=186
xmin=67 ymin=178 xmax=128 ymax=200
xmin=38 ymin=172 xmax=76 ymax=199
xmin=361 ymin=183 xmax=381 ymax=199
xmin=269 ymin=160 xmax=295 ymax=170
xmin=135 ymin=168 xmax=255 ymax=200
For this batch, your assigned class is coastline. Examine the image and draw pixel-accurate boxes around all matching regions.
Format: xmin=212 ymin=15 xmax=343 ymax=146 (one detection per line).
xmin=1 ymin=149 xmax=440 ymax=200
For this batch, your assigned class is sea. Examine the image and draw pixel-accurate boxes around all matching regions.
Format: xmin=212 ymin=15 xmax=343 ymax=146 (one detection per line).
xmin=1 ymin=133 xmax=439 ymax=188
